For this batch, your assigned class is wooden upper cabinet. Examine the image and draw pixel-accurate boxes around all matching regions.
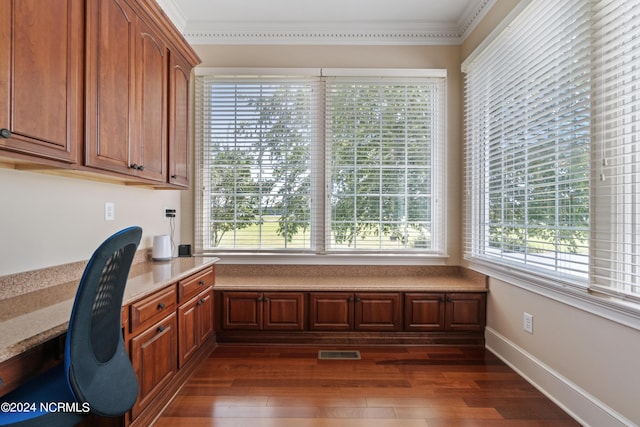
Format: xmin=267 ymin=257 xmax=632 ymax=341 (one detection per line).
xmin=168 ymin=51 xmax=191 ymax=187
xmin=136 ymin=19 xmax=168 ymax=182
xmin=85 ymin=0 xmax=136 ymax=175
xmin=85 ymin=0 xmax=168 ymax=182
xmin=0 ymin=0 xmax=83 ymax=164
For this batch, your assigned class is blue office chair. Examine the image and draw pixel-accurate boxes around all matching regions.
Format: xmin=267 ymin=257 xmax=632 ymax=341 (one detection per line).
xmin=0 ymin=226 xmax=143 ymax=426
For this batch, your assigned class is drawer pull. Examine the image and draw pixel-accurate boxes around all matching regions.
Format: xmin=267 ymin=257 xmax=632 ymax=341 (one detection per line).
xmin=199 ymin=280 xmax=205 ymax=285
xmin=157 ymin=303 xmax=166 ymax=310
xmin=157 ymin=325 xmax=165 ymax=333
xmin=0 ymin=128 xmax=11 ymax=139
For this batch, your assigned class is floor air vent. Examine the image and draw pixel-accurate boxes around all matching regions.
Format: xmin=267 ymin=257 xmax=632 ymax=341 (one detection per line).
xmin=318 ymin=350 xmax=361 ymax=360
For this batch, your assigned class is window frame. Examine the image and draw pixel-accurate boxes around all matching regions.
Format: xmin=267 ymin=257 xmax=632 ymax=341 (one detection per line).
xmin=193 ymin=68 xmax=448 ymax=263
xmin=462 ymin=0 xmax=640 ymax=324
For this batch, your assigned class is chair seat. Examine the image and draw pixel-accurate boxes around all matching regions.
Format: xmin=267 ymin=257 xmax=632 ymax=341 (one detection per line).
xmin=0 ymin=364 xmax=86 ymax=427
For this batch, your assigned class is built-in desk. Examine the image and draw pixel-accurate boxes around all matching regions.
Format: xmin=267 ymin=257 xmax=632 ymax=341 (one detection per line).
xmin=0 ymin=256 xmax=219 ymax=364
xmin=0 ymin=256 xmax=219 ymax=426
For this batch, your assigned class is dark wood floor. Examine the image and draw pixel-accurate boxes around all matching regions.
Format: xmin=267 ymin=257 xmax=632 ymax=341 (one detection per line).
xmin=154 ymin=345 xmax=580 ymax=427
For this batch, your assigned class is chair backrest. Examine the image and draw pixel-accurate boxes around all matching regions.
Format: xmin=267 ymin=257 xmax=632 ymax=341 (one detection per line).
xmin=64 ymin=226 xmax=142 ymax=417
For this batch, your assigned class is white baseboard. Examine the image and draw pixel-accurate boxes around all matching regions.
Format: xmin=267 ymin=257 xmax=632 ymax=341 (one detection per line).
xmin=485 ymin=327 xmax=636 ymax=427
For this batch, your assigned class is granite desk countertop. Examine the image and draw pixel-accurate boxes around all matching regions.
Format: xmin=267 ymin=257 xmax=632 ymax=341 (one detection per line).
xmin=0 ymin=256 xmax=219 ymax=364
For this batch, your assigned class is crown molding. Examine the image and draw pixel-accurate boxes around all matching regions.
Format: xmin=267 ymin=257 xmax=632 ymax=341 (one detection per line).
xmin=157 ymin=0 xmax=497 ymax=46
xmin=183 ymin=21 xmax=464 ymax=46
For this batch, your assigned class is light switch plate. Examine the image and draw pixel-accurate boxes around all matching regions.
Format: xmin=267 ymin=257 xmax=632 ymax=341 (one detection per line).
xmin=104 ymin=202 xmax=115 ymax=221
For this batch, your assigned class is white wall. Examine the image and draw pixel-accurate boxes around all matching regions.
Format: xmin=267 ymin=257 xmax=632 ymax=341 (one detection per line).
xmin=486 ymin=279 xmax=640 ymax=426
xmin=0 ymin=167 xmax=182 ymax=275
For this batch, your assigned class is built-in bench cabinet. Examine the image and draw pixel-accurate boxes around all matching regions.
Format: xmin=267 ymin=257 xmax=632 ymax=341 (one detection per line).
xmin=309 ymin=292 xmax=402 ymax=332
xmin=222 ymin=292 xmax=306 ymax=331
xmin=216 ymin=290 xmax=487 ymax=345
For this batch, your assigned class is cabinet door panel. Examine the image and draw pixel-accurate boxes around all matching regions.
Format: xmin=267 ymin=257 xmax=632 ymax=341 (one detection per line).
xmin=309 ymin=293 xmax=353 ymax=331
xmin=168 ymin=52 xmax=191 ymax=187
xmin=355 ymin=293 xmax=402 ymax=331
xmin=404 ymin=293 xmax=445 ymax=331
xmin=136 ymin=20 xmax=167 ymax=181
xmin=85 ymin=0 xmax=135 ymax=173
xmin=263 ymin=292 xmax=305 ymax=331
xmin=0 ymin=0 xmax=82 ymax=163
xmin=130 ymin=313 xmax=177 ymax=419
xmin=445 ymin=293 xmax=486 ymax=331
xmin=178 ymin=298 xmax=198 ymax=367
xmin=223 ymin=292 xmax=262 ymax=330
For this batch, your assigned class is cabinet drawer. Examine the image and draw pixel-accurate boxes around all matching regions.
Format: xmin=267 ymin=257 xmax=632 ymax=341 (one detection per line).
xmin=178 ymin=267 xmax=214 ymax=302
xmin=130 ymin=286 xmax=177 ymax=335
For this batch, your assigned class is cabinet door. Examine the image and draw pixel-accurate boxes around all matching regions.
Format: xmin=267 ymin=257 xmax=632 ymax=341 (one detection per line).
xmin=222 ymin=292 xmax=262 ymax=330
xmin=263 ymin=292 xmax=305 ymax=331
xmin=135 ymin=17 xmax=167 ymax=182
xmin=354 ymin=293 xmax=402 ymax=332
xmin=445 ymin=293 xmax=486 ymax=332
xmin=85 ymin=0 xmax=136 ymax=174
xmin=178 ymin=295 xmax=198 ymax=367
xmin=197 ymin=290 xmax=214 ymax=343
xmin=309 ymin=293 xmax=353 ymax=331
xmin=404 ymin=293 xmax=446 ymax=331
xmin=168 ymin=51 xmax=191 ymax=187
xmin=0 ymin=0 xmax=82 ymax=164
xmin=130 ymin=313 xmax=177 ymax=419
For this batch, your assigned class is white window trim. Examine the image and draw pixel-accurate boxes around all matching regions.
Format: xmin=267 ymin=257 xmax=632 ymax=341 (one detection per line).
xmin=194 ymin=68 xmax=449 ymax=264
xmin=462 ymin=0 xmax=640 ymax=327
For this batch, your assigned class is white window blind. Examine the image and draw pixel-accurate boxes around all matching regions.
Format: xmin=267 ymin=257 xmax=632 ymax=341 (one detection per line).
xmin=464 ymin=0 xmax=591 ymax=282
xmin=325 ymin=78 xmax=445 ymax=252
xmin=464 ymin=0 xmax=640 ymax=301
xmin=194 ymin=77 xmax=316 ymax=251
xmin=194 ymin=71 xmax=446 ymax=255
xmin=591 ymin=0 xmax=640 ymax=298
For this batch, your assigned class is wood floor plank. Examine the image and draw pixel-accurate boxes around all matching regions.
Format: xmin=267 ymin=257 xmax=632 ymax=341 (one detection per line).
xmin=153 ymin=345 xmax=580 ymax=426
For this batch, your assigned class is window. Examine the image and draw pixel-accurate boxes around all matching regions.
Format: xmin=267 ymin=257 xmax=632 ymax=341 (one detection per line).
xmin=195 ymin=70 xmax=446 ymax=256
xmin=464 ymin=0 xmax=640 ymax=300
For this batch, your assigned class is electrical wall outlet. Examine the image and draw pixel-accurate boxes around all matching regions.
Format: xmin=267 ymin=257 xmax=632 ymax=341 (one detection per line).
xmin=523 ymin=312 xmax=534 ymax=334
xmin=164 ymin=208 xmax=176 ymax=219
xmin=104 ymin=202 xmax=115 ymax=221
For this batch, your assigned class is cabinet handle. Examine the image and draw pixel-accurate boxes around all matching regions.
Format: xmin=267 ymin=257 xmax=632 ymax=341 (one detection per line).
xmin=130 ymin=163 xmax=139 ymax=170
xmin=199 ymin=280 xmax=205 ymax=286
xmin=157 ymin=325 xmax=165 ymax=333
xmin=199 ymin=298 xmax=206 ymax=305
xmin=138 ymin=165 xmax=144 ymax=171
xmin=0 ymin=128 xmax=11 ymax=139
xmin=347 ymin=296 xmax=354 ymax=303
xmin=262 ymin=297 xmax=269 ymax=302
xmin=157 ymin=303 xmax=165 ymax=310
xmin=171 ymin=174 xmax=177 ymax=179
xmin=355 ymin=297 xmax=361 ymax=302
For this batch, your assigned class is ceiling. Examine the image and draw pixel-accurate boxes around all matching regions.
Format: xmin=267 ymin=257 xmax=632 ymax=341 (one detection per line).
xmin=156 ymin=0 xmax=497 ymax=45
